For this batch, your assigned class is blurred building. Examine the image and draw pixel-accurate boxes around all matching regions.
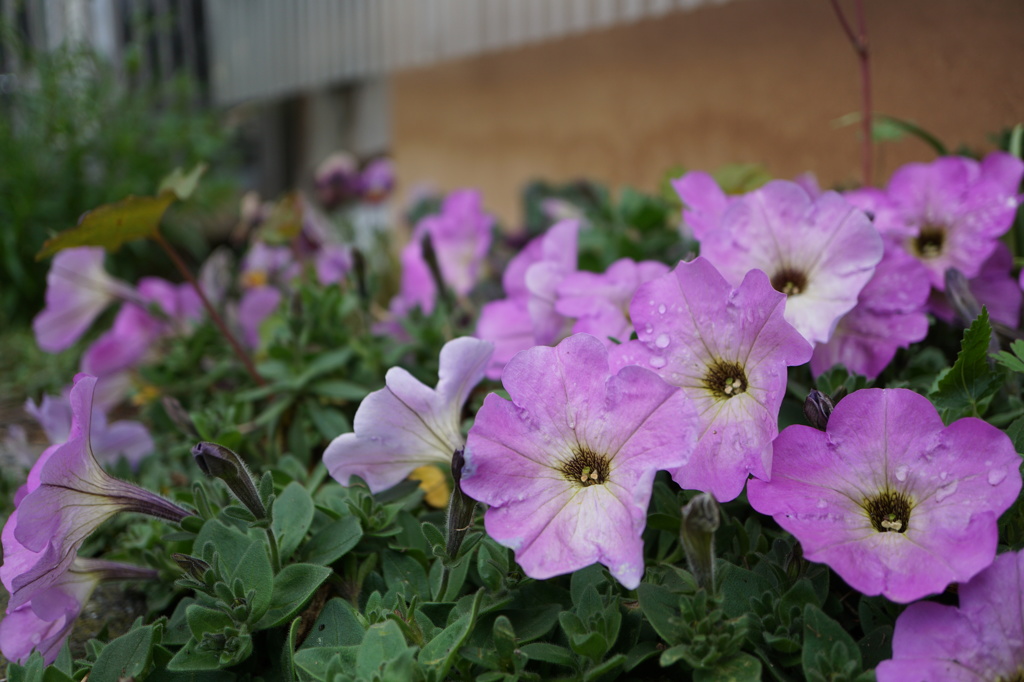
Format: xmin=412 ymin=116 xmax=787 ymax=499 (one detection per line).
xmin=6 ymin=0 xmax=1024 ymax=225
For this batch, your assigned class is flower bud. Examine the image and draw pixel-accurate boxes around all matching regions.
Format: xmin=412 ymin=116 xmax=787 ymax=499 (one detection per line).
xmin=803 ymin=389 xmax=835 ymax=430
xmin=446 ymin=447 xmax=477 ymax=560
xmin=680 ymin=493 xmax=720 ymax=593
xmin=192 ymin=442 xmax=266 ymax=519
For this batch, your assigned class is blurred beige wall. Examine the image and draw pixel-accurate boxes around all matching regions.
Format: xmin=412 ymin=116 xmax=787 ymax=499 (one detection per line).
xmin=391 ymin=0 xmax=1024 ymax=227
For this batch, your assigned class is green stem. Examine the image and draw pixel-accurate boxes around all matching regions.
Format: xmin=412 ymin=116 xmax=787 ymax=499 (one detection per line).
xmin=437 ymin=565 xmax=451 ymax=601
xmin=264 ymin=525 xmax=281 ymax=573
xmin=153 ymin=231 xmax=266 ymax=386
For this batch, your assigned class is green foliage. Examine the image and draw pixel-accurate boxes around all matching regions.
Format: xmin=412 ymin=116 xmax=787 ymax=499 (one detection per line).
xmin=0 ymin=41 xmax=235 ymax=324
xmin=930 ymin=308 xmax=1005 ymax=423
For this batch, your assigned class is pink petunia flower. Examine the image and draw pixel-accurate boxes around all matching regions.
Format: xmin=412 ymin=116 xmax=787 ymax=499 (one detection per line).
xmin=389 ymin=190 xmax=493 ymax=317
xmin=476 ymin=219 xmax=580 ymax=378
xmin=4 ymin=375 xmax=189 ymax=615
xmin=877 ymin=549 xmax=1024 ymax=682
xmin=872 ymin=152 xmax=1024 ymax=290
xmin=672 ymin=171 xmax=733 ymax=242
xmin=461 ymin=333 xmax=699 ymax=589
xmin=609 ymin=257 xmax=811 ymax=502
xmin=810 ymin=244 xmax=931 ymax=379
xmin=747 ymin=388 xmax=1022 ymax=603
xmin=698 ymin=180 xmax=883 ymax=345
xmin=555 ymin=258 xmax=670 ymax=348
xmin=0 ymin=557 xmax=155 ymax=665
xmin=33 ymin=247 xmax=134 ymax=353
xmin=26 ymin=391 xmax=153 ymax=469
xmin=324 ymin=337 xmax=494 ymax=493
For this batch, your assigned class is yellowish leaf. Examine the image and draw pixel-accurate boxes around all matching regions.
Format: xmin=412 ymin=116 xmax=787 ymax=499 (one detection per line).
xmin=36 ymin=193 xmax=175 ymax=260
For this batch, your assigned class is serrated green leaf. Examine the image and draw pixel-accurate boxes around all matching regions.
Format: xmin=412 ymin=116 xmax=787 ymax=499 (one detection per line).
xmin=37 ymin=193 xmax=175 ymax=258
xmin=994 ymin=339 xmax=1024 ymax=374
xmin=272 ymin=481 xmax=315 ymax=561
xmin=158 ymin=163 xmax=207 ymax=199
xmin=89 ymin=625 xmax=157 ymax=682
xmin=930 ymin=309 xmax=1004 ymax=422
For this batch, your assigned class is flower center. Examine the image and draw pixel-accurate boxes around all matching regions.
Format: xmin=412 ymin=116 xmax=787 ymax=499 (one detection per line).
xmin=862 ymin=490 xmax=913 ymax=533
xmin=770 ymin=268 xmax=807 ymax=296
xmin=911 ymin=224 xmax=945 ymax=260
xmin=703 ymin=359 xmax=748 ymax=400
xmin=560 ymin=447 xmax=611 ymax=487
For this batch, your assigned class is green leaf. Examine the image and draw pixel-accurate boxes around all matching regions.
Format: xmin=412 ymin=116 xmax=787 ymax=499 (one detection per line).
xmin=694 ymin=652 xmax=763 ymax=682
xmin=582 ymin=653 xmax=626 ymax=682
xmin=569 ymin=631 xmax=608 ymax=661
xmin=36 ymin=193 xmax=175 ymax=258
xmin=229 ymin=539 xmax=275 ymax=624
xmin=310 ymin=379 xmax=370 ymax=401
xmin=89 ymin=625 xmax=157 ymax=682
xmin=871 ymin=114 xmax=949 ymax=155
xmin=303 ymin=398 xmax=352 ymax=441
xmin=255 ymin=563 xmax=332 ymax=629
xmin=272 ymin=481 xmax=315 ymax=562
xmin=382 ymin=550 xmax=430 ymax=599
xmin=356 ymin=620 xmax=410 ymax=680
xmin=186 ymin=604 xmax=234 ymax=640
xmin=1007 ymin=416 xmax=1024 ymax=454
xmin=636 ymin=583 xmax=681 ymax=644
xmin=302 ymin=515 xmax=363 ymax=565
xmin=294 ymin=647 xmax=358 ymax=680
xmin=158 ymin=163 xmax=207 ymax=199
xmin=802 ymin=604 xmax=862 ymax=678
xmin=994 ymin=339 xmax=1024 ymax=374
xmin=166 ymin=637 xmax=226 ymax=672
xmin=930 ymin=308 xmax=1004 ymax=422
xmin=570 ymin=564 xmax=607 ymax=607
xmin=300 ymin=598 xmax=367 ymax=649
xmin=301 ymin=512 xmax=362 ymax=561
xmin=718 ymin=562 xmax=774 ymax=619
xmin=419 ymin=588 xmax=485 ymax=677
xmin=520 ymin=642 xmax=576 ymax=668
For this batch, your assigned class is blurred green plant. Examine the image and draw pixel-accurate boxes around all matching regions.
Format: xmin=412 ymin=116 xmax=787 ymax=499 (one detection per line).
xmin=0 ymin=36 xmax=237 ymax=326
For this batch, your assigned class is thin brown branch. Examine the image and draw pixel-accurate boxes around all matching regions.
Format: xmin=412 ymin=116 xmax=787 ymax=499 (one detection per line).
xmin=830 ymin=0 xmax=874 ymax=186
xmin=153 ymin=231 xmax=267 ymax=386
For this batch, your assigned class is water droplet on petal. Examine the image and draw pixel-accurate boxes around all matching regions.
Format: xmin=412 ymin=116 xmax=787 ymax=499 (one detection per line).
xmin=657 ymin=304 xmax=667 ymax=314
xmin=644 ymin=323 xmax=653 ymax=334
xmin=655 ymin=334 xmax=670 ymax=348
xmin=894 ymin=465 xmax=908 ymax=482
xmin=988 ymin=469 xmax=1007 ymax=485
xmin=816 ymin=498 xmax=827 ymax=509
xmin=935 ymin=480 xmax=958 ymax=503
xmin=649 ymin=356 xmax=667 ymax=369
